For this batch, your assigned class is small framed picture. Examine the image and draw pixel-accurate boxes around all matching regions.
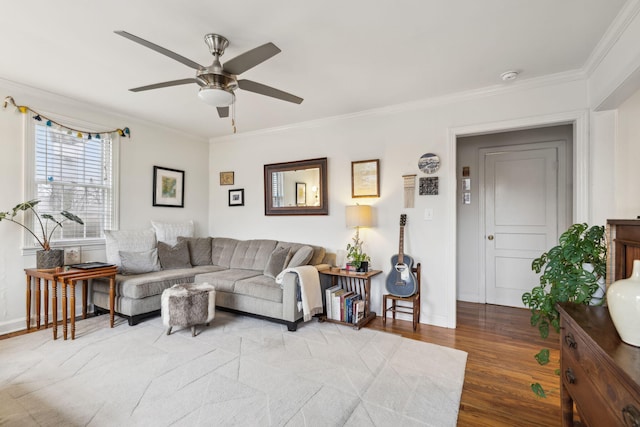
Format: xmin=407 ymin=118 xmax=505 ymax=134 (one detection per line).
xmin=461 ymin=178 xmax=471 ymax=191
xmin=351 ymin=159 xmax=380 ymax=198
xmin=228 ymin=189 xmax=244 ymax=206
xmin=220 ymin=171 xmax=234 ymax=185
xmin=463 ymin=192 xmax=471 ymax=204
xmin=296 ymin=182 xmax=306 ymax=206
xmin=419 ymin=177 xmax=439 ymax=195
xmin=153 ymin=166 xmax=184 ymax=208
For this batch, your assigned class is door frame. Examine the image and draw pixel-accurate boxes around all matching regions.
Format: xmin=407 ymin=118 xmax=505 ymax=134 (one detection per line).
xmin=446 ymin=110 xmax=589 ymax=328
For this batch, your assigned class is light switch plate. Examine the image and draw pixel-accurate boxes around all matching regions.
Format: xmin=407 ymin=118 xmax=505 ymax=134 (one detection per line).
xmin=424 ymin=208 xmax=433 ymax=220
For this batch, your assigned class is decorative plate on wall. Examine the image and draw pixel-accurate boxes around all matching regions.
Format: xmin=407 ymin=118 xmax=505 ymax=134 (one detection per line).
xmin=418 ymin=153 xmax=440 ymax=174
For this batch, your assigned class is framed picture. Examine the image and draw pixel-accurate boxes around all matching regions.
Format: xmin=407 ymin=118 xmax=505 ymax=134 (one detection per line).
xmin=228 ymin=189 xmax=244 ymax=206
xmin=296 ymin=182 xmax=306 ymax=206
xmin=153 ymin=166 xmax=184 ymax=208
xmin=419 ymin=176 xmax=439 ymax=195
xmin=220 ymin=171 xmax=234 ymax=185
xmin=351 ymin=159 xmax=380 ymax=198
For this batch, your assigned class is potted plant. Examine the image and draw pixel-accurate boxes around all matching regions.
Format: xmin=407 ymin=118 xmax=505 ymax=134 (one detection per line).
xmin=0 ymin=199 xmax=84 ymax=268
xmin=522 ymin=222 xmax=607 ymax=397
xmin=346 ymin=232 xmax=370 ymax=272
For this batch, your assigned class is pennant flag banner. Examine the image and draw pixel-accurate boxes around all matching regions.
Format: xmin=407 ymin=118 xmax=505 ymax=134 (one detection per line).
xmin=3 ymin=96 xmax=131 ymax=139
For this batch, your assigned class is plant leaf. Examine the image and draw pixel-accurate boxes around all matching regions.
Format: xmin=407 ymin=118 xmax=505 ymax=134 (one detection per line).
xmin=531 ymin=383 xmax=546 ymax=398
xmin=534 ymin=348 xmax=550 ymax=365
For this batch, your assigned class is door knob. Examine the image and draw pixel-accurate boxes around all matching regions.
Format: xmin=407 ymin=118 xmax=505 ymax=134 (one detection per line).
xmin=487 ymin=235 xmax=494 ymax=241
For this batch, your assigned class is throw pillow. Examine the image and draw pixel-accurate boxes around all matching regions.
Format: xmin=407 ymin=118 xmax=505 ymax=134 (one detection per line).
xmin=178 ymin=236 xmax=213 ymax=266
xmin=104 ymin=229 xmax=157 ymax=271
xmin=151 ymin=220 xmax=195 ymax=246
xmin=119 ymin=249 xmax=161 ymax=275
xmin=263 ymin=246 xmax=291 ymax=278
xmin=157 ymin=240 xmax=192 ymax=270
xmin=286 ymin=245 xmax=314 ymax=268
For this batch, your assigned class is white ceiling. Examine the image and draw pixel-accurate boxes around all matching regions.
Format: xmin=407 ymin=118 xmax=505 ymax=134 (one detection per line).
xmin=1 ymin=1 xmax=628 ymax=139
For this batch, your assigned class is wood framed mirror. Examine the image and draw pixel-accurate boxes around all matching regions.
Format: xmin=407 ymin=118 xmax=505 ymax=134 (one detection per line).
xmin=264 ymin=157 xmax=328 ymax=215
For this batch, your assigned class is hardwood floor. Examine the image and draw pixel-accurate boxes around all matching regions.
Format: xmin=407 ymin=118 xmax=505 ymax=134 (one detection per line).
xmin=368 ymin=301 xmax=561 ymax=427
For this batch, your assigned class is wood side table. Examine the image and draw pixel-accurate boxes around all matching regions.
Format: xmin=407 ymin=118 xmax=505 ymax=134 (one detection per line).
xmin=25 ymin=265 xmax=118 ymax=340
xmin=318 ymin=268 xmax=382 ymax=329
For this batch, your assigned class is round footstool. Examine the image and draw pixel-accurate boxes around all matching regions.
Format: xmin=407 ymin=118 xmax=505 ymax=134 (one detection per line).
xmin=161 ymin=283 xmax=216 ymax=337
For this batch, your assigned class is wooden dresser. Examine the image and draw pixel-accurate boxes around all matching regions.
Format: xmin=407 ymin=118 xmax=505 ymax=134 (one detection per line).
xmin=557 ymin=303 xmax=640 ymax=426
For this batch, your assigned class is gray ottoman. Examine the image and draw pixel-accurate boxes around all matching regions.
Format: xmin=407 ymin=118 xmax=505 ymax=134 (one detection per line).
xmin=161 ymin=283 xmax=216 ymax=337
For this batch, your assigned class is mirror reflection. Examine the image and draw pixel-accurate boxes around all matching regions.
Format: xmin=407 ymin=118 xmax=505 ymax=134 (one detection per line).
xmin=264 ymin=157 xmax=328 ymax=215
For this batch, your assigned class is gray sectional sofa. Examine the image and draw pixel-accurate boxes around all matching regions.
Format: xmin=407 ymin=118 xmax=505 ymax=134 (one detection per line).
xmin=92 ymin=229 xmax=330 ymax=331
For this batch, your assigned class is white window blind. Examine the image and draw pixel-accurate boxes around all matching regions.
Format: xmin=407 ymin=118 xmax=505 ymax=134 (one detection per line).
xmin=272 ymin=171 xmax=284 ymax=207
xmin=31 ymin=123 xmax=114 ymax=245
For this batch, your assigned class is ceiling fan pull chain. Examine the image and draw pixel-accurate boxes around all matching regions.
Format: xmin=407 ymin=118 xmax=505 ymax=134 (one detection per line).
xmin=232 ymin=102 xmax=237 ymax=134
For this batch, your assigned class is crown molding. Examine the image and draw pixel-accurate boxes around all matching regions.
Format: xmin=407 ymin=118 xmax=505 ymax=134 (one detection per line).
xmin=0 ymin=77 xmax=208 ymax=143
xmin=211 ymin=69 xmax=587 ymax=144
xmin=584 ymin=0 xmax=640 ymax=77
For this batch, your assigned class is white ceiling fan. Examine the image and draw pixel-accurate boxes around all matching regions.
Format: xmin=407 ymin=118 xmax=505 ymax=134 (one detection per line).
xmin=115 ymin=31 xmax=303 ymax=119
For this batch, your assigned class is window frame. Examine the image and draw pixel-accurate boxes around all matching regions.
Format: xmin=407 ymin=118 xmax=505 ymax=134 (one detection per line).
xmin=22 ymin=112 xmax=120 ymax=253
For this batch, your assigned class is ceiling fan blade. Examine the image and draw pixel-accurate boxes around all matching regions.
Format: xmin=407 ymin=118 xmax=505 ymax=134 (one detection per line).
xmin=115 ymin=31 xmax=204 ymax=71
xmin=238 ymin=80 xmax=303 ymax=104
xmin=223 ymin=43 xmax=281 ymax=75
xmin=216 ymin=107 xmax=229 ymax=118
xmin=129 ymin=78 xmax=200 ymax=92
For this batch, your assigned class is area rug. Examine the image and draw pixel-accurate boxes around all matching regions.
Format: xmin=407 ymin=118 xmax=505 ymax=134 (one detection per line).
xmin=0 ymin=312 xmax=467 ymax=426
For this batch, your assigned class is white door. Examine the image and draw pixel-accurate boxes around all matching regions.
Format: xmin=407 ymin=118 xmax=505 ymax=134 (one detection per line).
xmin=482 ymin=142 xmax=565 ymax=307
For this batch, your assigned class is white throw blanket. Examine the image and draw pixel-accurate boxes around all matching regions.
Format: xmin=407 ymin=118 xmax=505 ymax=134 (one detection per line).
xmin=276 ymin=266 xmax=323 ymax=322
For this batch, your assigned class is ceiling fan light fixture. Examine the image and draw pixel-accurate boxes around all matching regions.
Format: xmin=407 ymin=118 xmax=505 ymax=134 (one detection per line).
xmin=198 ymin=87 xmax=235 ymax=107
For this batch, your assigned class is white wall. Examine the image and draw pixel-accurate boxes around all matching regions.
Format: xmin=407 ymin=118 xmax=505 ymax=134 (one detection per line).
xmin=0 ymin=79 xmax=210 ymax=334
xmin=615 ymin=89 xmax=640 ymax=218
xmin=210 ymin=78 xmax=590 ymax=328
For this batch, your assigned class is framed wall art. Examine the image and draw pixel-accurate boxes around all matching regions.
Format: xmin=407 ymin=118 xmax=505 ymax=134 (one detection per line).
xmin=220 ymin=171 xmax=234 ymax=185
xmin=296 ymin=182 xmax=306 ymax=206
xmin=153 ymin=166 xmax=185 ymax=208
xmin=228 ymin=189 xmax=244 ymax=206
xmin=351 ymin=159 xmax=380 ymax=198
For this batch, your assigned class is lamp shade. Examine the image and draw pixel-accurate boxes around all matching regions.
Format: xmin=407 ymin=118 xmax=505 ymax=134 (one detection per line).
xmin=346 ymin=205 xmax=373 ymax=228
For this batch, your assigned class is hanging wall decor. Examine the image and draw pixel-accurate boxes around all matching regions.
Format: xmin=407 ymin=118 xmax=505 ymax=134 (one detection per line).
xmin=418 ymin=153 xmax=440 ymax=174
xmin=403 ymin=174 xmax=416 ymax=208
xmin=3 ymin=96 xmax=131 ymax=139
xmin=419 ymin=177 xmax=439 ymax=195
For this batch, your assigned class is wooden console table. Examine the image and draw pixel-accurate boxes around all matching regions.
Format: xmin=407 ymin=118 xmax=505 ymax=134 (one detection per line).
xmin=25 ymin=265 xmax=117 ymax=340
xmin=318 ymin=269 xmax=381 ymax=329
xmin=557 ymin=303 xmax=640 ymax=426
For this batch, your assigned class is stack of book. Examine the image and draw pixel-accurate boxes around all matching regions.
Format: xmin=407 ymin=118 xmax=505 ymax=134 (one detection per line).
xmin=325 ymin=285 xmax=365 ymax=324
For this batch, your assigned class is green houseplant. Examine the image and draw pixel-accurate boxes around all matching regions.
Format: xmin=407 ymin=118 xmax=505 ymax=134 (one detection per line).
xmin=346 ymin=232 xmax=370 ymax=272
xmin=522 ymin=222 xmax=607 ymax=397
xmin=0 ymin=199 xmax=84 ymax=268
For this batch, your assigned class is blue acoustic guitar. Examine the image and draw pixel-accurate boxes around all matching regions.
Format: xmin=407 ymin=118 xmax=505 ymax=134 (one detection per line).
xmin=385 ymin=214 xmax=417 ymax=297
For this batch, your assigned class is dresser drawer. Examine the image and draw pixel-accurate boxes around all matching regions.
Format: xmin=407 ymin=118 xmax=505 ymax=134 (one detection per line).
xmin=562 ymin=322 xmax=640 ymax=426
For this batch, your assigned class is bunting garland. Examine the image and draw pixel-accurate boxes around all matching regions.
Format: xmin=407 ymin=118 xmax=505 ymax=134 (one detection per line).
xmin=3 ymin=96 xmax=131 ymax=139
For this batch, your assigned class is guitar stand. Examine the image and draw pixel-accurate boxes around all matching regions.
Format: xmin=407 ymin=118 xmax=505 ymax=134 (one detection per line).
xmin=382 ymin=263 xmax=421 ymax=331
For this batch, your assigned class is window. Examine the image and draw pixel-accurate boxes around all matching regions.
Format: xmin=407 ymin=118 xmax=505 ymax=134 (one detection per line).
xmin=272 ymin=171 xmax=284 ymax=207
xmin=25 ymin=119 xmax=118 ymax=248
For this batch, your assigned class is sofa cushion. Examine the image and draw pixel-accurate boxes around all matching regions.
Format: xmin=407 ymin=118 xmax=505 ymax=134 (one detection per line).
xmin=229 ymin=240 xmax=277 ymax=271
xmin=234 ymin=275 xmax=283 ymax=303
xmin=92 ymin=265 xmax=224 ymax=299
xmin=119 ymin=249 xmax=162 ymax=275
xmin=211 ymin=238 xmax=238 ymax=268
xmin=105 ymin=229 xmax=157 ymax=271
xmin=178 ymin=236 xmax=213 ymax=266
xmin=277 ymin=241 xmax=326 ymax=266
xmin=263 ymin=246 xmax=291 ymax=278
xmin=151 ymin=220 xmax=194 ymax=246
xmin=286 ymin=245 xmax=314 ymax=268
xmin=194 ymin=269 xmax=261 ymax=293
xmin=157 ymin=240 xmax=192 ymax=270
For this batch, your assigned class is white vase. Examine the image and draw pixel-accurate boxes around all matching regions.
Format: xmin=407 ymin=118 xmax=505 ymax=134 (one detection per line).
xmin=607 ymin=259 xmax=640 ymax=347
